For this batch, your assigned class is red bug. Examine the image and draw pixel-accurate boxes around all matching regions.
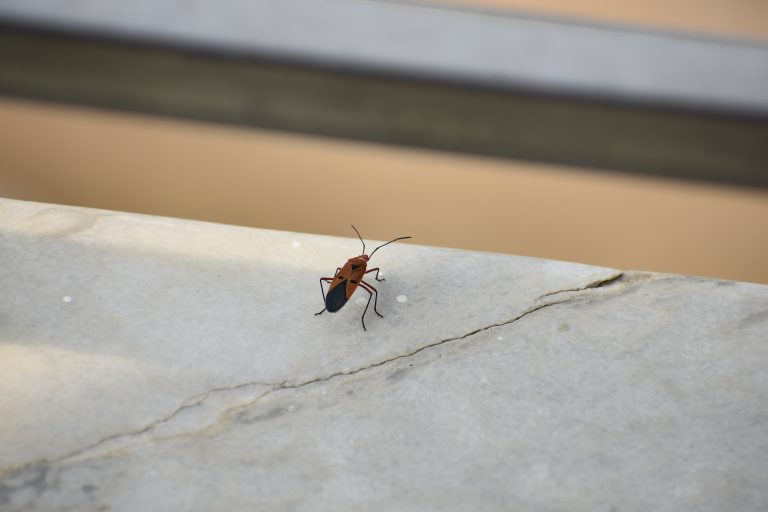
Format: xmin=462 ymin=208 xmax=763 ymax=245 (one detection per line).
xmin=315 ymin=225 xmax=411 ymax=330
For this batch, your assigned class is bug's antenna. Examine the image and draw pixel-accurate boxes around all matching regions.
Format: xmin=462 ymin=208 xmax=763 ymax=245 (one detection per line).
xmin=350 ymin=225 xmax=365 ymax=255
xmin=369 ymin=236 xmax=412 ymax=259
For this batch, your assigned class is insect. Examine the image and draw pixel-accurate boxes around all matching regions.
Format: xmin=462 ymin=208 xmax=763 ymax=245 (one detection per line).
xmin=315 ymin=225 xmax=411 ymax=330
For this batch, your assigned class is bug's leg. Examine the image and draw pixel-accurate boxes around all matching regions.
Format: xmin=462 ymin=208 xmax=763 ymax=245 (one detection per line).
xmin=334 ymin=267 xmax=342 ymax=277
xmin=364 ymin=267 xmax=384 ymax=281
xmin=315 ymin=277 xmax=334 ymax=315
xmin=359 ymin=285 xmax=374 ymax=331
xmin=360 ymin=281 xmax=383 ymax=318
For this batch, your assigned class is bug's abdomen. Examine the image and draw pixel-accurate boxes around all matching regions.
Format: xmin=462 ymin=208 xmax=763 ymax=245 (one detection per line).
xmin=325 ymin=281 xmax=349 ymax=312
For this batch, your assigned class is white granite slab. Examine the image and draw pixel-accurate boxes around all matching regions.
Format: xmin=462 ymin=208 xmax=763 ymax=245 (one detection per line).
xmin=0 ymin=198 xmax=766 ymax=511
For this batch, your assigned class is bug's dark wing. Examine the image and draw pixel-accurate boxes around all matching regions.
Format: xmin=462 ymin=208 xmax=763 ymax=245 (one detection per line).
xmin=325 ymin=280 xmax=349 ymax=312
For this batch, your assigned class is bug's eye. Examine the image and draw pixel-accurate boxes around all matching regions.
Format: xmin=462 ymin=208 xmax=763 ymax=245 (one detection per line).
xmin=350 ymin=279 xmax=358 ymax=284
xmin=337 ymin=275 xmax=344 ymax=279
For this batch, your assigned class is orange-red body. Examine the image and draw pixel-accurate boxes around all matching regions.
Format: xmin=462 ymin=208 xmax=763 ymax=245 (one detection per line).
xmin=322 ymin=254 xmax=380 ymax=315
xmin=328 ymin=255 xmax=369 ymax=306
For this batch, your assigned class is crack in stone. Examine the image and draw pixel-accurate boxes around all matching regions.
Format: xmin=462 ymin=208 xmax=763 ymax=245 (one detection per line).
xmin=0 ymin=271 xmax=630 ymax=485
xmin=0 ymin=381 xmax=273 ymax=482
xmin=537 ymin=271 xmax=624 ymax=299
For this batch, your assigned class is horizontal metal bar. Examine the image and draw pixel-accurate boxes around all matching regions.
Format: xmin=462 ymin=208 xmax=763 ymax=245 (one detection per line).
xmin=1 ymin=0 xmax=767 ymax=186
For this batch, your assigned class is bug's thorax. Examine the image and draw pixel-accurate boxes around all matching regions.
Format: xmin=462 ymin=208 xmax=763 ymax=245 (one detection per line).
xmin=343 ymin=255 xmax=368 ymax=280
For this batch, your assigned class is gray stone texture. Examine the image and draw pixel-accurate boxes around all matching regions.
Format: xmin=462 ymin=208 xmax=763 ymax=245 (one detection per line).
xmin=1 ymin=198 xmax=766 ymax=511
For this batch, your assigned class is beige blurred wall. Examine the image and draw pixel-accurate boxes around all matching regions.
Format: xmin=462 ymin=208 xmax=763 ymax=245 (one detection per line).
xmin=1 ymin=98 xmax=767 ymax=284
xmin=1 ymin=1 xmax=767 ymax=283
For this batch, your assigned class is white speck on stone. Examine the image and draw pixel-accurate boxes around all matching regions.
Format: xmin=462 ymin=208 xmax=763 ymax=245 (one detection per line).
xmin=291 ymin=241 xmax=301 ymax=248
xmin=355 ymin=297 xmax=368 ymax=306
xmin=396 ymin=295 xmax=408 ymax=303
xmin=497 ymin=335 xmax=503 ymax=341
xmin=287 ymin=405 xmax=296 ymax=412
xmin=62 ymin=296 xmax=72 ymax=303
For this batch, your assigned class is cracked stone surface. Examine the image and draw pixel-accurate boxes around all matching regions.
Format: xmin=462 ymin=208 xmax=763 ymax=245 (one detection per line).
xmin=1 ymin=198 xmax=767 ymax=511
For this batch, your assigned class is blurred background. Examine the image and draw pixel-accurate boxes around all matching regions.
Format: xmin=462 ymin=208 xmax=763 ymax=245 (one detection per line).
xmin=1 ymin=0 xmax=767 ymax=283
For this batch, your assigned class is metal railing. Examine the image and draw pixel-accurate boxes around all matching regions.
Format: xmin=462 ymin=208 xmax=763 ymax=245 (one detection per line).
xmin=1 ymin=0 xmax=767 ymax=186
